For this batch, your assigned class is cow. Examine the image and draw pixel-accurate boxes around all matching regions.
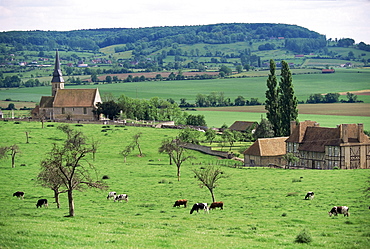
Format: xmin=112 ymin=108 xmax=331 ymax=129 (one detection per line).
xmin=13 ymin=191 xmax=25 ymax=199
xmin=107 ymin=191 xmax=117 ymax=200
xmin=328 ymin=206 xmax=349 ymax=217
xmin=209 ymin=201 xmax=223 ymax=210
xmin=173 ymin=199 xmax=187 ymax=208
xmin=190 ymin=203 xmax=209 ymax=214
xmin=36 ymin=199 xmax=48 ymax=208
xmin=114 ymin=194 xmax=128 ymax=202
xmin=305 ymin=192 xmax=314 ymax=200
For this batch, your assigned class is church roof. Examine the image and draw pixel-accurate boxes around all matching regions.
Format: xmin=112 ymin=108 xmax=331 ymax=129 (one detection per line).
xmin=54 ymin=89 xmax=100 ymax=107
xmin=51 ymin=50 xmax=64 ymax=83
xmin=244 ymin=137 xmax=288 ymax=156
xmin=39 ymin=96 xmax=54 ymax=108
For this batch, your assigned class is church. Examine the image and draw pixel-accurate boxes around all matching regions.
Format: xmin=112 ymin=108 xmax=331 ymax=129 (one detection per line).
xmin=36 ymin=50 xmax=102 ymax=120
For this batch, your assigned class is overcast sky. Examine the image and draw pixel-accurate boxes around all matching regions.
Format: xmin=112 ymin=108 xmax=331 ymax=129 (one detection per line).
xmin=0 ymin=0 xmax=369 ymax=44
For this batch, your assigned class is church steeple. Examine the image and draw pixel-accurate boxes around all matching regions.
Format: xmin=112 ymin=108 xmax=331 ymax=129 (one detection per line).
xmin=51 ymin=49 xmax=64 ymax=96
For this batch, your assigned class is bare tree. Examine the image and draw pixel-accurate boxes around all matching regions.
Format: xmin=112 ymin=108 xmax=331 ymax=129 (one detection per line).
xmin=121 ymin=143 xmax=135 ymax=163
xmin=133 ymin=132 xmax=143 ymax=157
xmin=193 ymin=165 xmax=227 ymax=203
xmin=37 ymin=157 xmax=67 ymax=208
xmin=38 ymin=125 xmax=107 ymax=216
xmin=171 ymin=139 xmax=195 ymax=181
xmin=158 ymin=138 xmax=176 ymax=165
xmin=0 ymin=145 xmax=20 ymax=168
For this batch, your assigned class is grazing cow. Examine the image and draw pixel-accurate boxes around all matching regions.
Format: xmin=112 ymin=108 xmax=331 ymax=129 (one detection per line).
xmin=209 ymin=201 xmax=224 ymax=210
xmin=13 ymin=191 xmax=25 ymax=199
xmin=328 ymin=206 xmax=349 ymax=217
xmin=107 ymin=191 xmax=117 ymax=200
xmin=305 ymin=192 xmax=315 ymax=200
xmin=114 ymin=194 xmax=128 ymax=202
xmin=36 ymin=199 xmax=48 ymax=208
xmin=190 ymin=203 xmax=209 ymax=214
xmin=173 ymin=199 xmax=187 ymax=208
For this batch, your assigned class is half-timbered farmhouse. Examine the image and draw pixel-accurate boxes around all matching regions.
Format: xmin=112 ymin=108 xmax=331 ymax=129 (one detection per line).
xmin=286 ymin=121 xmax=370 ymax=169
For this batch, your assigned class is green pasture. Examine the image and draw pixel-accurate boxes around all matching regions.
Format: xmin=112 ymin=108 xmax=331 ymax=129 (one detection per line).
xmin=1 ymin=69 xmax=369 ymax=104
xmin=191 ymin=110 xmax=370 ymax=131
xmin=0 ymin=122 xmax=369 ymax=248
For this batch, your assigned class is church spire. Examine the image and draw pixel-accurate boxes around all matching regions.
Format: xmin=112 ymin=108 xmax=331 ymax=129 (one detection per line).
xmin=51 ymin=49 xmax=64 ymax=96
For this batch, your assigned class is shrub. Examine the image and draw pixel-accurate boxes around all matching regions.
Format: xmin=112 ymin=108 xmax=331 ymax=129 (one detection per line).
xmin=294 ymin=229 xmax=312 ymax=243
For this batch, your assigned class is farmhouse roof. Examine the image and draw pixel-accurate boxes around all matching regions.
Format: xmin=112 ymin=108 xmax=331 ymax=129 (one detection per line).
xmin=244 ymin=137 xmax=288 ymax=156
xmin=51 ymin=50 xmax=64 ymax=83
xmin=53 ymin=88 xmax=101 ymax=107
xmin=298 ymin=127 xmax=341 ymax=152
xmin=295 ymin=123 xmax=370 ymax=153
xmin=286 ymin=120 xmax=319 ymax=143
xmin=229 ymin=121 xmax=258 ymax=132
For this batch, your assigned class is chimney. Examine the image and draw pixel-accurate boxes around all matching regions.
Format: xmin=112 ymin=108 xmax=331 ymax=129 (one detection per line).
xmin=290 ymin=121 xmax=297 ymax=135
xmin=358 ymin=123 xmax=364 ymax=143
xmin=341 ymin=124 xmax=348 ymax=143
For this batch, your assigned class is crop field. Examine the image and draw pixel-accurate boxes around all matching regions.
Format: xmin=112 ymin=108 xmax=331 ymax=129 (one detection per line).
xmin=0 ymin=122 xmax=369 ymax=248
xmin=1 ymin=68 xmax=369 ymax=103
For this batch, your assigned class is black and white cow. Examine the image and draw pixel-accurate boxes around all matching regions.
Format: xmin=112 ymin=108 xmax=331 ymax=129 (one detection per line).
xmin=107 ymin=191 xmax=117 ymax=200
xmin=173 ymin=199 xmax=187 ymax=208
xmin=305 ymin=192 xmax=315 ymax=200
xmin=13 ymin=191 xmax=25 ymax=199
xmin=328 ymin=206 xmax=349 ymax=217
xmin=36 ymin=199 xmax=48 ymax=208
xmin=114 ymin=194 xmax=128 ymax=202
xmin=190 ymin=203 xmax=209 ymax=214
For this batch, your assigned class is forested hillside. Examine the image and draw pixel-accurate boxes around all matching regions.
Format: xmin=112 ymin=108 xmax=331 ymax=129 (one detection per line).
xmin=1 ymin=23 xmax=369 ymax=89
xmin=0 ymin=23 xmax=325 ymax=53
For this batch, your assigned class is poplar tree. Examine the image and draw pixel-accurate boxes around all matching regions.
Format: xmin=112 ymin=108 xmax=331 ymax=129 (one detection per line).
xmin=265 ymin=59 xmax=280 ymax=136
xmin=265 ymin=60 xmax=298 ymax=137
xmin=278 ymin=61 xmax=298 ymax=136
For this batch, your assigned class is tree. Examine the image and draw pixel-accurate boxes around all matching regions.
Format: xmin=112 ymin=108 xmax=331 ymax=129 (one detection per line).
xmin=192 ymin=166 xmax=227 ymax=203
xmin=0 ymin=145 xmax=20 ymax=168
xmin=158 ymin=138 xmax=176 ymax=165
xmin=205 ymin=129 xmax=217 ymax=145
xmin=132 ymin=132 xmax=143 ymax=157
xmin=219 ymin=65 xmax=232 ymax=76
xmin=105 ymin=75 xmax=112 ymax=83
xmin=37 ymin=158 xmax=67 ymax=208
xmin=38 ymin=125 xmax=107 ymax=216
xmin=95 ymin=101 xmax=121 ymax=120
xmin=278 ymin=61 xmax=298 ymax=136
xmin=121 ymin=143 xmax=135 ymax=163
xmin=221 ymin=129 xmax=236 ymax=151
xmin=178 ymin=127 xmax=201 ymax=144
xmin=170 ymin=139 xmax=195 ymax=181
xmin=254 ymin=117 xmax=274 ymax=139
xmin=282 ymin=152 xmax=299 ymax=169
xmin=265 ymin=59 xmax=279 ymax=136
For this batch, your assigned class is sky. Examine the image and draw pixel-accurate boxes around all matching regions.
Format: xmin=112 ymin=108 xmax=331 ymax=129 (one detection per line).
xmin=0 ymin=0 xmax=369 ymax=44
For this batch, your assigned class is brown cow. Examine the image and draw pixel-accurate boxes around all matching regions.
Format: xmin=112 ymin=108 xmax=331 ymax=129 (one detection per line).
xmin=173 ymin=199 xmax=187 ymax=208
xmin=209 ymin=201 xmax=223 ymax=210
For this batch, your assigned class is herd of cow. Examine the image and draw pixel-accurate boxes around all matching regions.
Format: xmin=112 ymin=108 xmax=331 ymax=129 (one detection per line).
xmin=13 ymin=190 xmax=350 ymax=217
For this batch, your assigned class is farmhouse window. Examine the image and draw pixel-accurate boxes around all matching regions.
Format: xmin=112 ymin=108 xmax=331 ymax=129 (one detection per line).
xmin=293 ymin=143 xmax=298 ymax=153
xmin=62 ymin=108 xmax=65 ymax=114
xmin=334 ymin=147 xmax=339 ymax=156
xmin=83 ymin=107 xmax=87 ymax=114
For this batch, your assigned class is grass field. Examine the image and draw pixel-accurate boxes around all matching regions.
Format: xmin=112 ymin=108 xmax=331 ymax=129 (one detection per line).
xmin=1 ymin=68 xmax=369 ymax=104
xmin=0 ymin=122 xmax=369 ymax=248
